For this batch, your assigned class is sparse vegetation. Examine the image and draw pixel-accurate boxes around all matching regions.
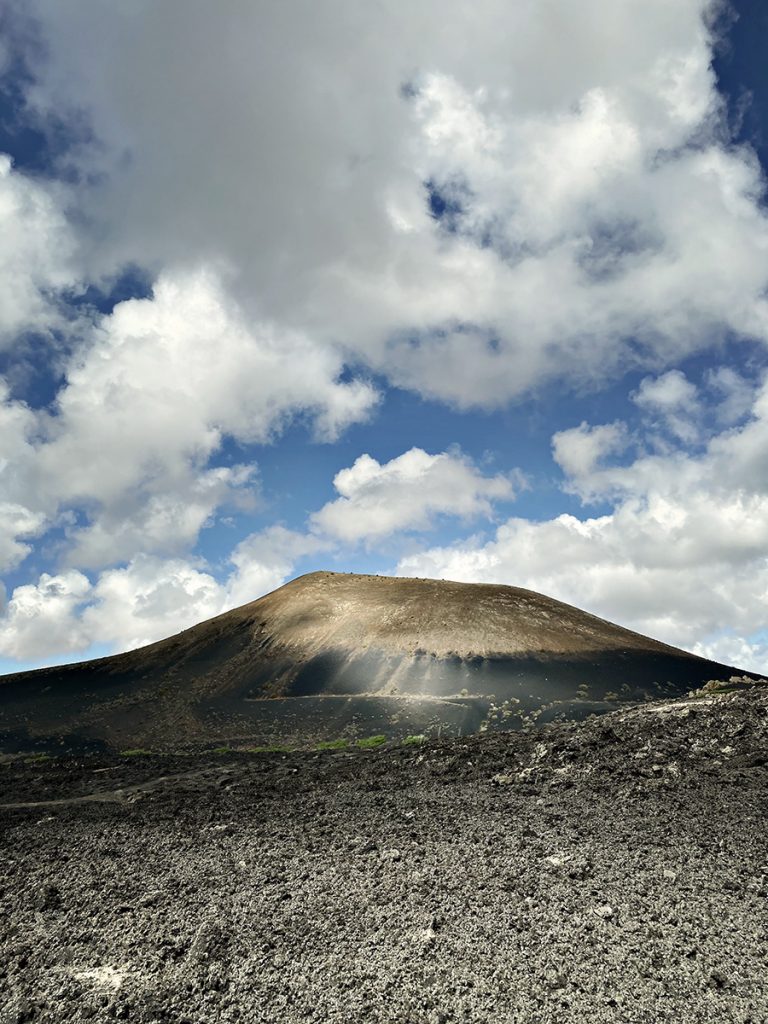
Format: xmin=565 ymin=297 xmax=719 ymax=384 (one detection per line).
xmin=689 ymin=676 xmax=768 ymax=699
xmin=211 ymin=746 xmax=234 ymax=754
xmin=402 ymin=734 xmax=427 ymax=746
xmin=244 ymin=745 xmax=290 ymax=754
xmin=316 ymin=739 xmax=348 ymax=751
xmin=120 ymin=748 xmax=153 ymax=757
xmin=24 ymin=753 xmax=51 ymax=763
xmin=356 ymin=734 xmax=387 ymax=749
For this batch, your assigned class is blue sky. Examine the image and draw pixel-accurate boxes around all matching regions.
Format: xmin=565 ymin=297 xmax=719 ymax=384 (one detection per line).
xmin=1 ymin=0 xmax=768 ymax=674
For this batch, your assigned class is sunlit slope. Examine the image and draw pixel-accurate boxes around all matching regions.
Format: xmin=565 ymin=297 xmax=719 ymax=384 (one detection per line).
xmin=0 ymin=571 xmax=751 ymax=751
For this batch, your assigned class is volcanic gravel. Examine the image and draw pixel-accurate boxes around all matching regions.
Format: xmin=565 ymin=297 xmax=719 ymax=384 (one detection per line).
xmin=2 ymin=689 xmax=768 ymax=1023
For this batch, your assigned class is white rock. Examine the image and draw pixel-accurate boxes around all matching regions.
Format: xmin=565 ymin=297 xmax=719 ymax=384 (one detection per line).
xmin=593 ymin=904 xmax=615 ymax=920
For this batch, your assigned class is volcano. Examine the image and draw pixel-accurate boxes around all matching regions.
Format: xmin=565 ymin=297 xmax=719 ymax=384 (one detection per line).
xmin=0 ymin=571 xmax=753 ymax=752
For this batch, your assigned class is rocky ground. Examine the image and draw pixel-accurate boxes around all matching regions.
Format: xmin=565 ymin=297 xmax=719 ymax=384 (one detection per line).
xmin=1 ymin=688 xmax=768 ymax=1023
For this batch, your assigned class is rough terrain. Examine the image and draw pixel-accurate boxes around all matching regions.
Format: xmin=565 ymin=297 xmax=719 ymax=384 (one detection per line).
xmin=2 ymin=686 xmax=767 ymax=1023
xmin=0 ymin=572 xmax=751 ymax=753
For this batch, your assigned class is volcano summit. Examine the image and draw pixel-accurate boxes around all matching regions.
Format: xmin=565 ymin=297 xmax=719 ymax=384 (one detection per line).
xmin=0 ymin=572 xmax=750 ymax=753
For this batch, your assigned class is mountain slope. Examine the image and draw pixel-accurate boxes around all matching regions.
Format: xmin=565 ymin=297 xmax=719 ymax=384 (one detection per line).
xmin=0 ymin=571 xmax=753 ymax=752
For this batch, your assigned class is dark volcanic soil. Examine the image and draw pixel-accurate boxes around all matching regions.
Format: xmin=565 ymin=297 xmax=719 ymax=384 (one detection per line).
xmin=2 ymin=689 xmax=768 ymax=1023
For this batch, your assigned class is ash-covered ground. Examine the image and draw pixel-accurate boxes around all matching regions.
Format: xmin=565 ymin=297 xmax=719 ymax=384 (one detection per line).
xmin=2 ymin=689 xmax=768 ymax=1024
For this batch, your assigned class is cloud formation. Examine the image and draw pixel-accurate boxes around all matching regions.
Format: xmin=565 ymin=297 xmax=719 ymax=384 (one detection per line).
xmin=398 ymin=370 xmax=768 ymax=671
xmin=311 ymin=448 xmax=515 ymax=542
xmin=0 ymin=156 xmax=77 ymax=347
xmin=0 ymin=269 xmax=377 ymax=574
xmin=11 ymin=0 xmax=768 ymax=407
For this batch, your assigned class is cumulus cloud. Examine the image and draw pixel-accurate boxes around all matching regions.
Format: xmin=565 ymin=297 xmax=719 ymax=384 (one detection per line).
xmin=0 ymin=503 xmax=46 ymax=573
xmin=41 ymin=267 xmax=377 ymax=567
xmin=552 ymin=422 xmax=629 ymax=486
xmin=0 ymin=523 xmax=332 ymax=659
xmin=0 ymin=155 xmax=78 ymax=347
xmin=0 ymin=551 xmax=271 ymax=661
xmin=0 ymin=556 xmax=236 ymax=660
xmin=633 ymin=369 xmax=701 ymax=442
xmin=10 ymin=0 xmax=768 ymax=406
xmin=0 ymin=382 xmax=48 ymax=571
xmin=80 ymin=557 xmax=226 ymax=654
xmin=0 ymin=269 xmax=377 ymax=571
xmin=694 ymin=632 xmax=768 ymax=674
xmin=398 ymin=375 xmax=768 ymax=674
xmin=45 ymin=268 xmax=376 ymax=494
xmin=224 ymin=526 xmax=329 ymax=610
xmin=0 ymin=570 xmax=91 ymax=659
xmin=311 ymin=447 xmax=515 ymax=543
xmin=634 ymin=369 xmax=699 ymax=414
xmin=706 ymin=366 xmax=756 ymax=425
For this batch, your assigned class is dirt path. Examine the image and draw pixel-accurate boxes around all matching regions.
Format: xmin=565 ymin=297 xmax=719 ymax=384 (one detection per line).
xmin=0 ymin=765 xmax=239 ymax=809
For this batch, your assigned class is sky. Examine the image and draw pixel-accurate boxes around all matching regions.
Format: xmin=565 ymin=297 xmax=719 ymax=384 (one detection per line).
xmin=0 ymin=0 xmax=768 ymax=674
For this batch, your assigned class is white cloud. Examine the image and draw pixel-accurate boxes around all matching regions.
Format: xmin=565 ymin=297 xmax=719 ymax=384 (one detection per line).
xmin=0 ymin=503 xmax=46 ymax=573
xmin=552 ymin=422 xmax=628 ymax=484
xmin=0 ymin=382 xmax=49 ymax=571
xmin=0 ymin=555 xmax=233 ymax=660
xmin=12 ymin=0 xmax=768 ymax=407
xmin=0 ymin=269 xmax=377 ymax=571
xmin=0 ymin=570 xmax=91 ymax=659
xmin=0 ymin=155 xmax=78 ymax=347
xmin=81 ymin=557 xmax=226 ymax=653
xmin=44 ymin=269 xmax=376 ymax=501
xmin=0 ymin=549 xmax=283 ymax=661
xmin=0 ymin=518 xmax=334 ymax=660
xmin=633 ymin=369 xmax=700 ymax=442
xmin=398 ymin=376 xmax=768 ymax=674
xmin=706 ymin=366 xmax=756 ymax=425
xmin=634 ymin=369 xmax=699 ymax=413
xmin=693 ymin=632 xmax=768 ymax=676
xmin=224 ymin=525 xmax=330 ymax=610
xmin=311 ymin=447 xmax=515 ymax=543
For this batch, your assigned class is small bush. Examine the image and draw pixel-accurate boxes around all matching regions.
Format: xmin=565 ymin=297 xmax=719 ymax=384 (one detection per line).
xmin=402 ymin=734 xmax=427 ymax=746
xmin=316 ymin=738 xmax=348 ymax=751
xmin=690 ymin=676 xmax=768 ymax=699
xmin=356 ymin=734 xmax=387 ymax=749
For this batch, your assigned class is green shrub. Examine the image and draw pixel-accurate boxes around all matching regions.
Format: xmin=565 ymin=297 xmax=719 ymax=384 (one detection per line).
xmin=402 ymin=734 xmax=427 ymax=746
xmin=211 ymin=746 xmax=234 ymax=754
xmin=120 ymin=748 xmax=153 ymax=757
xmin=316 ymin=738 xmax=348 ymax=750
xmin=356 ymin=734 xmax=387 ymax=749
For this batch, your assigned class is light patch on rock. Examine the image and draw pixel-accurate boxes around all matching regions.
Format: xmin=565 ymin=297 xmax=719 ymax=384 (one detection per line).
xmin=74 ymin=965 xmax=125 ymax=990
